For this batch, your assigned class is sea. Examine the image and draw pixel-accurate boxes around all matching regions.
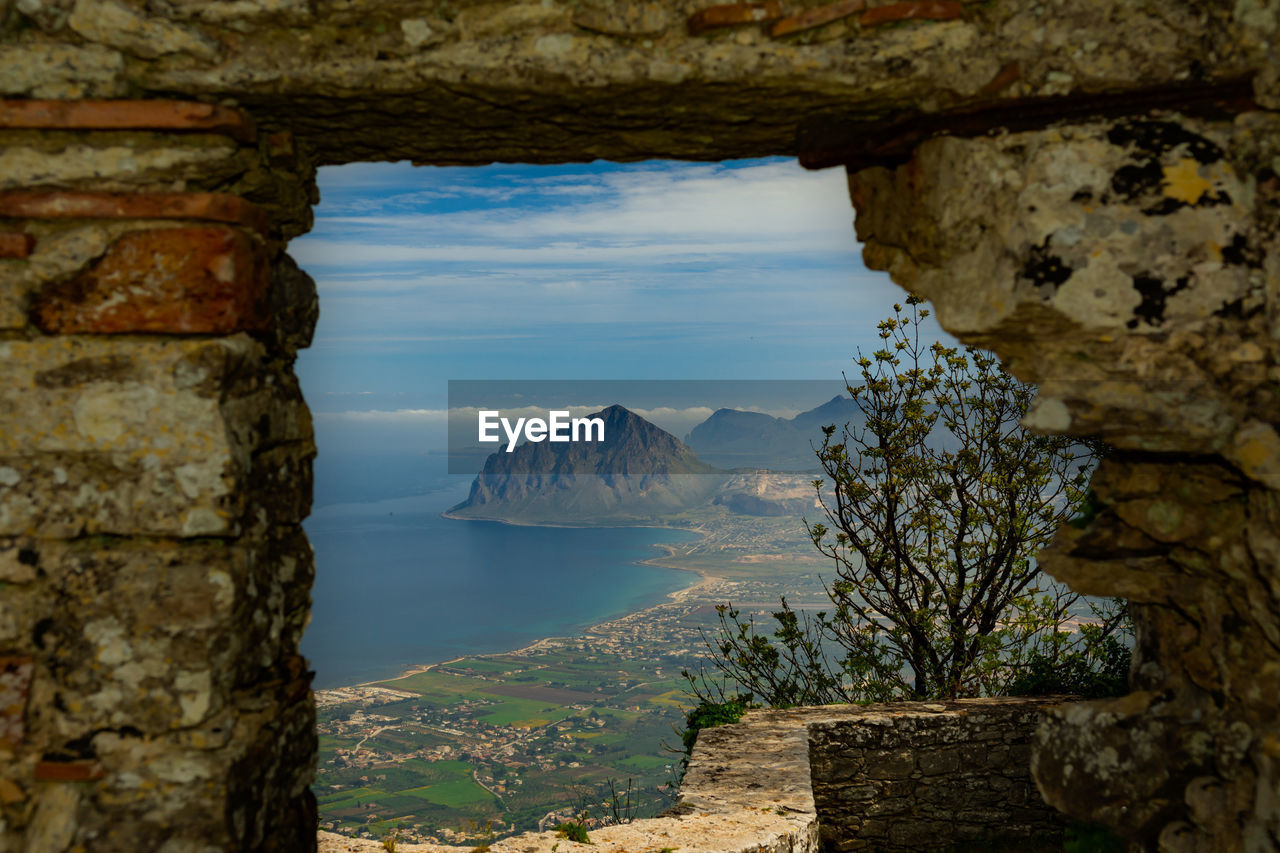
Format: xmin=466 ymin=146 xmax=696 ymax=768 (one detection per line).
xmin=300 ymin=480 xmax=699 ymax=689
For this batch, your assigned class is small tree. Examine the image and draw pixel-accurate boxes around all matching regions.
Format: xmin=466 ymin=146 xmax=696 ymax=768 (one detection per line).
xmin=685 ymin=297 xmax=1126 ymax=706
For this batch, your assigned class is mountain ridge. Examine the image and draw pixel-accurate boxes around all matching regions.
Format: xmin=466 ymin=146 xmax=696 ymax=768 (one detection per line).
xmin=447 ymin=404 xmax=727 ymax=524
xmin=684 ymin=394 xmax=862 ymax=471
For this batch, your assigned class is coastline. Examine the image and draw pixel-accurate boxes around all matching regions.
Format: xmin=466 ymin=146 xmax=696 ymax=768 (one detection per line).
xmin=439 ymin=506 xmax=704 ymax=534
xmin=311 ymin=503 xmax=819 ymax=842
xmin=345 ymin=570 xmax=722 ymax=693
xmin=337 ymin=522 xmax=715 ymax=692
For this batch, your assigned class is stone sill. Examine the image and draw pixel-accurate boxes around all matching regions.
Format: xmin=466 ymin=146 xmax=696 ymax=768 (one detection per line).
xmin=317 ymin=698 xmax=1065 ymax=853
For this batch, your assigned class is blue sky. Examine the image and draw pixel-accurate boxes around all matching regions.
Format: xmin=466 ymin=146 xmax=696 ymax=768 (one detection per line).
xmin=291 ymin=157 xmax=950 ymax=453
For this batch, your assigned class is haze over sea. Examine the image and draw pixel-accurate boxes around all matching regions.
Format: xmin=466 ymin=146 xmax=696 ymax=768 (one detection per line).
xmin=300 ymin=475 xmax=698 ymax=689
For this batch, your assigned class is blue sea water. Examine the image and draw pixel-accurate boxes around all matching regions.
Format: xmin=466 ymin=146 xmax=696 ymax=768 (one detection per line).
xmin=300 ymin=484 xmax=699 ymax=689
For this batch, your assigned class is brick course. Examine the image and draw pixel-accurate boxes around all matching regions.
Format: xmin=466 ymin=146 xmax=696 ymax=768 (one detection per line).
xmin=0 ymin=232 xmax=35 ymax=258
xmin=0 ymin=99 xmax=255 ymax=142
xmin=0 ymin=190 xmax=270 ymax=234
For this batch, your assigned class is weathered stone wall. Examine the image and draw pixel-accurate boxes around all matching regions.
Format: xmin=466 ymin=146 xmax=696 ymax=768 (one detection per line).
xmin=808 ymin=699 xmax=1066 ymax=851
xmin=848 ymin=111 xmax=1280 ymax=849
xmin=1 ymin=1 xmax=1279 ymax=850
xmin=1 ymin=0 xmax=1273 ymax=165
xmin=0 ymin=101 xmax=320 ymax=851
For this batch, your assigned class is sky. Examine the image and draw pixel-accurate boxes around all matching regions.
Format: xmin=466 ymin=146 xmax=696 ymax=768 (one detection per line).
xmin=291 ymin=157 xmax=952 ymax=456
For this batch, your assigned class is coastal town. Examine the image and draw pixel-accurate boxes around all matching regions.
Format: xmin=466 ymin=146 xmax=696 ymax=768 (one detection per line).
xmin=313 ymin=511 xmax=831 ymax=845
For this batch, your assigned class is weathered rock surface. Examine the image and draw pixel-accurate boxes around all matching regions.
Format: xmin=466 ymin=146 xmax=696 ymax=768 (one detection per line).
xmin=1 ymin=1 xmax=1278 ymax=849
xmin=0 ymin=100 xmax=319 ymax=850
xmin=317 ymin=833 xmax=465 ymax=853
xmin=808 ymin=699 xmax=1067 ymax=851
xmin=850 ymin=112 xmax=1280 ymax=848
xmin=1 ymin=1 xmax=1274 ymax=165
xmin=0 ymin=335 xmax=312 ymax=537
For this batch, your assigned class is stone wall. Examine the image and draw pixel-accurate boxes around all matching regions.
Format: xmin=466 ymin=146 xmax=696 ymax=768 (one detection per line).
xmin=849 ymin=110 xmax=1280 ymax=850
xmin=1 ymin=0 xmax=1272 ymax=165
xmin=0 ymin=100 xmax=320 ymax=851
xmin=1 ymin=1 xmax=1279 ymax=849
xmin=808 ymin=699 xmax=1066 ymax=852
xmin=307 ymin=701 xmax=1062 ymax=853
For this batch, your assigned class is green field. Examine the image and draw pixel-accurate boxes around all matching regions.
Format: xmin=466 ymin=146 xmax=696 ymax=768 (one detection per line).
xmin=443 ymin=659 xmax=527 ymax=674
xmin=616 ymin=754 xmax=672 ymax=772
xmin=315 ymin=642 xmax=700 ymax=840
xmin=315 ymin=513 xmax=827 ymax=845
xmin=401 ymin=778 xmax=496 ymax=807
xmin=476 ymin=698 xmax=563 ymax=727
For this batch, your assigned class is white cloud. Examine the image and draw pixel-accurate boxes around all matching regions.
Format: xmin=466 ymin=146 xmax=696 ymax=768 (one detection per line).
xmin=299 ymin=161 xmax=858 ymax=264
xmin=537 ymin=183 xmax=609 ymax=197
xmin=292 ymin=238 xmax=843 ymax=268
xmin=290 ymin=157 xmax=941 ymax=457
xmin=290 ymin=158 xmax=883 ymax=353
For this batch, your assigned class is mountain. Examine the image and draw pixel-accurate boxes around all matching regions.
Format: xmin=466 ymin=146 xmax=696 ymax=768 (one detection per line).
xmin=446 ymin=405 xmax=728 ymax=524
xmin=790 ymin=395 xmax=862 ymax=433
xmin=684 ymin=395 xmax=863 ymax=471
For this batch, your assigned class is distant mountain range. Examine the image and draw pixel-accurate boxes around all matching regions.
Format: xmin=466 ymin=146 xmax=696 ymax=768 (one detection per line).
xmin=446 ymin=405 xmax=726 ymax=524
xmin=684 ymin=395 xmax=863 ymax=471
xmin=446 ymin=402 xmax=839 ymax=525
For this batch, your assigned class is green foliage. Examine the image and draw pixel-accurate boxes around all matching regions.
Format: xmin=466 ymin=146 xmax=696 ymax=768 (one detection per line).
xmin=554 ymin=818 xmax=592 ymax=844
xmin=381 ymin=826 xmax=399 ymax=853
xmin=686 ymin=298 xmax=1130 ymax=706
xmin=679 ymin=693 xmax=752 ymax=754
xmin=1006 ymin=599 xmax=1132 ymax=699
xmin=602 ymin=777 xmax=637 ymax=826
xmin=469 ymin=819 xmax=495 ymax=852
xmin=1064 ymin=822 xmax=1127 ymax=853
xmin=1069 ymin=488 xmax=1105 ymax=529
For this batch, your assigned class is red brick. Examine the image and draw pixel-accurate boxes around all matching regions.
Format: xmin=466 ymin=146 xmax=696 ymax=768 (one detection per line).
xmin=0 ymin=191 xmax=270 ymax=236
xmin=688 ymin=1 xmax=783 ymax=35
xmin=0 ymin=656 xmax=33 ymax=749
xmin=771 ymin=0 xmax=865 ymax=37
xmin=32 ymin=227 xmax=270 ymax=335
xmin=0 ymin=99 xmax=255 ymax=142
xmin=976 ymin=61 xmax=1021 ymax=100
xmin=0 ymin=232 xmax=35 ymax=259
xmin=859 ymin=0 xmax=962 ymax=27
xmin=34 ymin=760 xmax=106 ymax=782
